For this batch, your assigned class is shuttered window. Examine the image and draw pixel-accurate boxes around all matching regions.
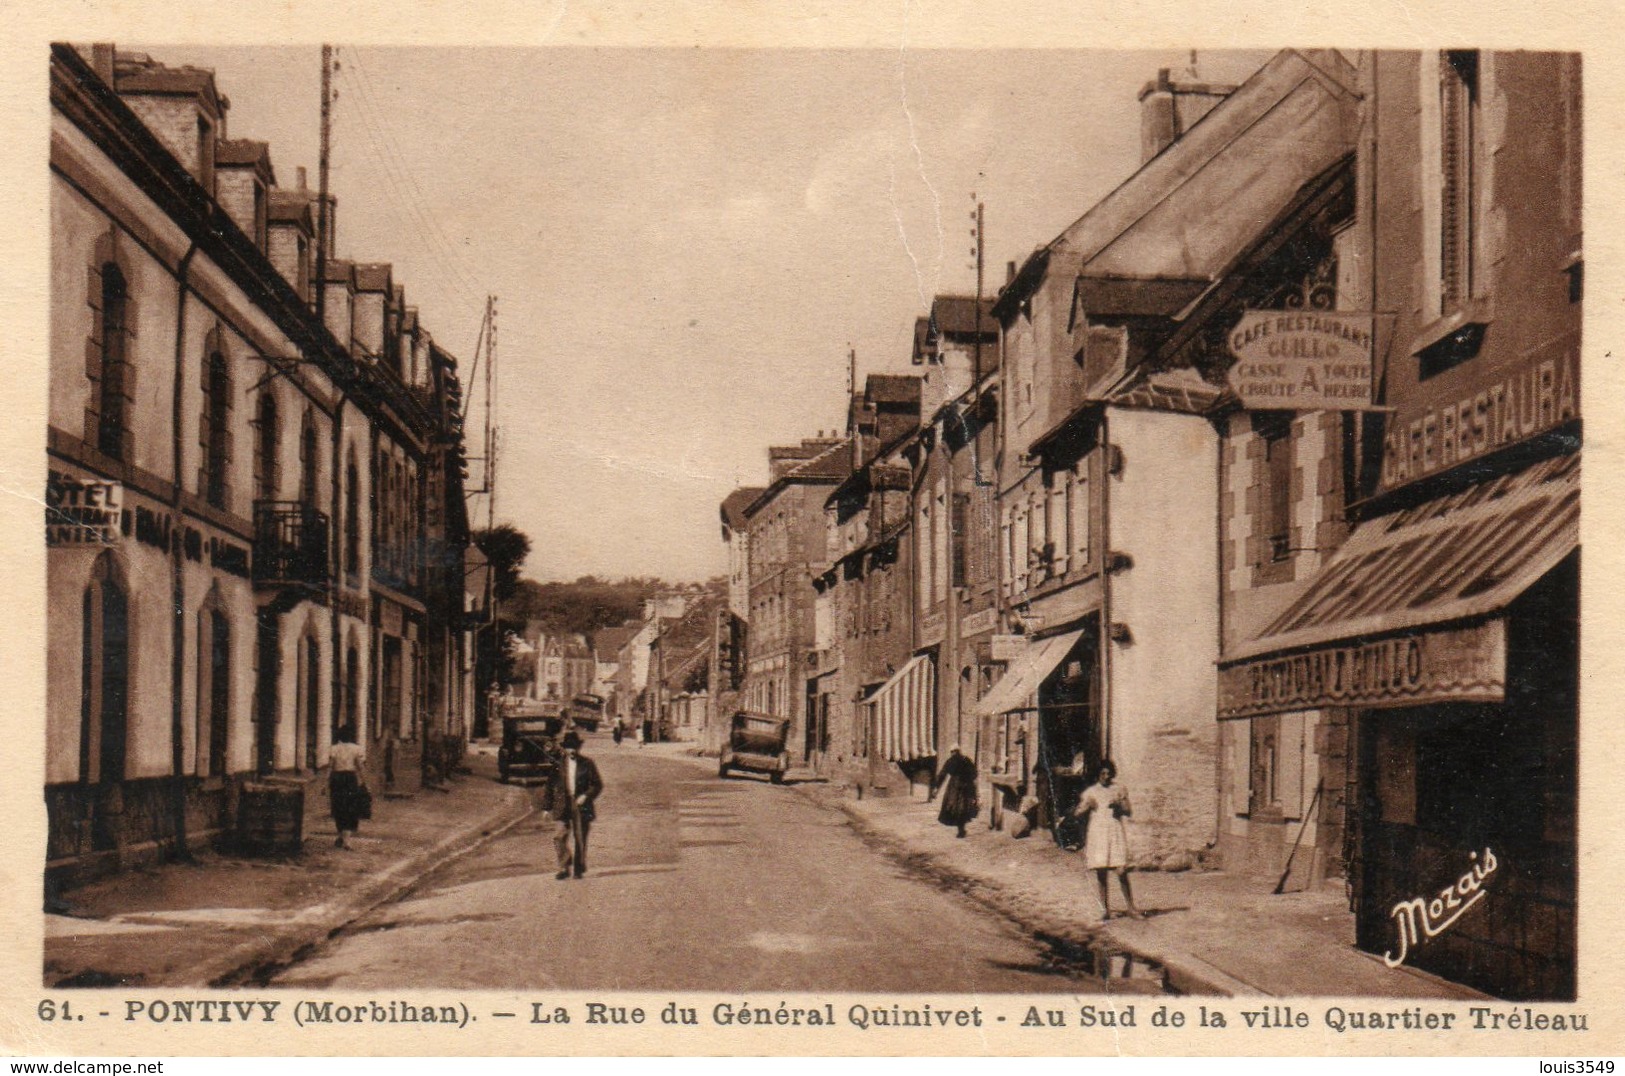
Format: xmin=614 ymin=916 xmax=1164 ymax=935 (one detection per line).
xmin=1439 ymin=50 xmax=1480 ymax=311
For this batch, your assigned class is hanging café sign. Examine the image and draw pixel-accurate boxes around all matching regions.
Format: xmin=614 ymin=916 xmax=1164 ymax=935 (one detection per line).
xmin=1226 ymin=310 xmax=1377 ymax=410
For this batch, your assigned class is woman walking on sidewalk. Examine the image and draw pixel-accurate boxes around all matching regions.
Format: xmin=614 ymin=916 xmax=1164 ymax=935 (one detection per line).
xmin=329 ymin=726 xmax=369 ymax=850
xmin=931 ymin=745 xmax=979 ymax=839
xmin=1070 ymin=759 xmax=1142 ymax=920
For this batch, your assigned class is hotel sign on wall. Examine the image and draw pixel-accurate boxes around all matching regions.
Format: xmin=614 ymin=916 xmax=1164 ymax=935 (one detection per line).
xmin=1226 ymin=311 xmax=1377 ymax=409
xmin=1217 ymin=621 xmax=1506 ymax=720
xmin=46 ymin=471 xmax=123 ymax=545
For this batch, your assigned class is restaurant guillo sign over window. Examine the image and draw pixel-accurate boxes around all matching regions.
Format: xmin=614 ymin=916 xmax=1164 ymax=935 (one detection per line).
xmin=1217 ymin=622 xmax=1506 ymax=720
xmin=1226 ymin=310 xmax=1377 ymax=409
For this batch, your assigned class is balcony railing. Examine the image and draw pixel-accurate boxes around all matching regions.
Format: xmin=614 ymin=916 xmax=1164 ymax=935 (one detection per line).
xmin=254 ymin=501 xmax=331 ymax=588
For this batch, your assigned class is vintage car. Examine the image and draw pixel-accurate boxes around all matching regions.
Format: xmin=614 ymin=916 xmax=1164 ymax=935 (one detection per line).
xmin=569 ymin=692 xmax=605 ymax=732
xmin=497 ymin=705 xmax=566 ymax=784
xmin=717 ymin=711 xmax=791 ymax=784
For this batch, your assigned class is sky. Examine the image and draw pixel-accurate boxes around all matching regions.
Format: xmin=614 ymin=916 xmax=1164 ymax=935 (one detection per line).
xmin=145 ymin=45 xmax=1274 ymax=582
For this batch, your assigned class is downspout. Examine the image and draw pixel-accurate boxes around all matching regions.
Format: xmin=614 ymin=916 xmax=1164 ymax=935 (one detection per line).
xmin=169 ymin=241 xmax=199 ymax=862
xmin=329 ymin=388 xmax=348 ymax=760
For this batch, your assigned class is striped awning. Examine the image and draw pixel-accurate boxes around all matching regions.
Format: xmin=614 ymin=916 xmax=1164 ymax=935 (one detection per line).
xmin=1226 ymin=453 xmax=1579 ymax=663
xmin=867 ymin=654 xmax=936 ymax=762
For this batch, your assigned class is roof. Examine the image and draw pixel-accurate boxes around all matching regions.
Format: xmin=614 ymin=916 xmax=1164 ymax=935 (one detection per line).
xmin=215 ymin=138 xmax=274 ymax=183
xmin=323 ymin=259 xmax=356 ymax=285
xmin=113 ymin=53 xmax=225 ymax=116
xmin=747 ymin=438 xmax=856 ymax=517
xmin=930 ymin=295 xmax=997 ymax=338
xmin=994 ymin=50 xmax=1357 ymax=320
xmin=593 ymin=625 xmax=640 ymax=660
xmin=865 ymin=374 xmax=921 ymax=407
xmin=268 ymin=191 xmax=314 ymax=230
xmin=354 ymin=263 xmax=394 ymax=293
xmin=720 ymin=486 xmax=766 ymax=531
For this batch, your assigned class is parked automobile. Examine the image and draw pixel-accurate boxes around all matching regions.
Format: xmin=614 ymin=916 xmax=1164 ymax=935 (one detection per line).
xmin=497 ymin=705 xmax=566 ymax=784
xmin=718 ymin=711 xmax=791 ymax=784
xmin=570 ymin=692 xmax=605 ymax=732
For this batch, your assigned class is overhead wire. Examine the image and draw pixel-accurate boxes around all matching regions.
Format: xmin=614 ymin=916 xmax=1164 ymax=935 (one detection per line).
xmin=340 ymin=51 xmax=487 ymax=304
xmin=332 ymin=60 xmax=484 ymax=313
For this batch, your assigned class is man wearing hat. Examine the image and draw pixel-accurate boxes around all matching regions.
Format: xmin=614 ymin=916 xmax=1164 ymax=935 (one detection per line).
xmin=547 ymin=730 xmax=604 ymax=879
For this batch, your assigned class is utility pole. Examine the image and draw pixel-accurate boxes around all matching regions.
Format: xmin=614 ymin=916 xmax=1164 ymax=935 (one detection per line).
xmin=972 ymin=196 xmax=984 ymax=392
xmin=314 ymin=45 xmax=333 ymax=327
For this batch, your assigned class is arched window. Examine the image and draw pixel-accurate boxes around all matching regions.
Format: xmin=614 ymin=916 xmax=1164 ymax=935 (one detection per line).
xmin=200 ymin=349 xmax=232 ymax=509
xmin=79 ymin=553 xmax=129 ymax=786
xmin=197 ymin=591 xmax=230 ymax=778
xmin=254 ymin=393 xmax=280 ymax=501
xmin=95 ymin=264 xmax=131 ymax=460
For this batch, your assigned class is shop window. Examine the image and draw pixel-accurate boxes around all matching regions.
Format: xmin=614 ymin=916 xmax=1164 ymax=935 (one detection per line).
xmin=1247 ymin=712 xmax=1307 ymax=820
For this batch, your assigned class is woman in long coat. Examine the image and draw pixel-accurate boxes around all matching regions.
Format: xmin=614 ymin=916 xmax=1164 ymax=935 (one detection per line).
xmin=932 ymin=746 xmax=979 ymax=839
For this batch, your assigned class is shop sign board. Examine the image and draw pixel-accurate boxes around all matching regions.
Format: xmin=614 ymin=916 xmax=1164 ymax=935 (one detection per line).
xmin=1380 ymin=335 xmax=1579 ymax=491
xmin=960 ymin=608 xmax=999 ymax=638
xmin=1217 ymin=621 xmax=1505 ymax=720
xmin=46 ymin=471 xmax=122 ymax=545
xmin=990 ymin=634 xmax=1028 ymax=662
xmin=1227 ymin=310 xmax=1377 ymax=409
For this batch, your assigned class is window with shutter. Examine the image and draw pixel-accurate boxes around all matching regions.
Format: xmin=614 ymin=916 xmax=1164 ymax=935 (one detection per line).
xmin=1439 ymin=50 xmax=1480 ymax=312
xmin=202 ymin=351 xmax=231 ymax=509
xmin=1070 ymin=463 xmax=1091 ymax=569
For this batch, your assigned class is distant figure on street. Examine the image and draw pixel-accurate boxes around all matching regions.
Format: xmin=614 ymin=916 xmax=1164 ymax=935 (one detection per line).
xmin=641 ymin=718 xmax=654 ymax=747
xmin=1069 ymin=759 xmax=1142 ymax=920
xmin=931 ymin=745 xmax=979 ymax=839
xmin=612 ymin=720 xmax=625 ymax=747
xmin=329 ymin=725 xmax=368 ymax=850
xmin=547 ymin=731 xmax=603 ymax=879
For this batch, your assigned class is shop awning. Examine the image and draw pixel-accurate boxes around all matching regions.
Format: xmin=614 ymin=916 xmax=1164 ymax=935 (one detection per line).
xmin=973 ymin=629 xmax=1086 ymax=718
xmin=867 ymin=654 xmax=936 ymax=763
xmin=1227 ymin=453 xmax=1579 ymax=664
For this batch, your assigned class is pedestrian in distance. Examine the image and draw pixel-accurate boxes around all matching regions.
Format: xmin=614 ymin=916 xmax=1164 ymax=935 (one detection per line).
xmin=546 ymin=730 xmax=603 ymax=879
xmin=328 ymin=725 xmax=369 ymax=850
xmin=931 ymin=745 xmax=979 ymax=839
xmin=612 ymin=720 xmax=625 ymax=747
xmin=641 ymin=718 xmax=655 ymax=747
xmin=1068 ymin=758 xmax=1143 ymax=920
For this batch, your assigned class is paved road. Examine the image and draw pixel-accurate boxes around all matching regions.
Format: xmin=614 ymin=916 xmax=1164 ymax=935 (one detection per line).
xmin=269 ymin=738 xmax=1156 ymax=992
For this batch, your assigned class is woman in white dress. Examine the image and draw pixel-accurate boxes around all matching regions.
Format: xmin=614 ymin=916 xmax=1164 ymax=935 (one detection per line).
xmin=1070 ymin=759 xmax=1142 ymax=920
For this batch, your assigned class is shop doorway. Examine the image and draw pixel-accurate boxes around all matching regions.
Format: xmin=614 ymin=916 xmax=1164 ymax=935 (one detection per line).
xmin=1036 ymin=617 xmax=1102 ymax=838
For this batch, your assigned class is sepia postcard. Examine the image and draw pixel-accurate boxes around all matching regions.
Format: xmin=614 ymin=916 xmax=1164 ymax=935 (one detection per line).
xmin=3 ymin=0 xmax=1623 ymax=1060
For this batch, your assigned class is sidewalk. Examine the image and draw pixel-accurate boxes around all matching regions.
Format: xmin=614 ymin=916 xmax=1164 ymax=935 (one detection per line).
xmin=44 ymin=750 xmax=532 ymax=988
xmin=784 ymin=775 xmax=1491 ymax=999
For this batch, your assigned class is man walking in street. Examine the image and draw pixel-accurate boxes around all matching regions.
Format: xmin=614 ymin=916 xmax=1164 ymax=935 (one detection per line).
xmin=547 ymin=731 xmax=603 ymax=879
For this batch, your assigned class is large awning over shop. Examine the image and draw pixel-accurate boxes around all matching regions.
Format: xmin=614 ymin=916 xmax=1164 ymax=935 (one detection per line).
xmin=868 ymin=654 xmax=936 ymax=762
xmin=973 ymin=629 xmax=1086 ymax=719
xmin=1218 ymin=453 xmax=1578 ymax=719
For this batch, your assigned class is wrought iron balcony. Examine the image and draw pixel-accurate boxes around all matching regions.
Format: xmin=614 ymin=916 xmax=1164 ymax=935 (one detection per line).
xmin=253 ymin=501 xmax=331 ymax=588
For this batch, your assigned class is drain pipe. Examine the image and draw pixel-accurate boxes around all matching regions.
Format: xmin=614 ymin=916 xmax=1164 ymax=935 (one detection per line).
xmin=169 ymin=241 xmax=199 ymax=863
xmin=330 ymin=388 xmax=348 ymax=761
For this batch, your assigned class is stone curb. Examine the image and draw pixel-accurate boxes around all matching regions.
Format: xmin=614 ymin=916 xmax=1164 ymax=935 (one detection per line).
xmin=165 ymin=783 xmax=534 ymax=988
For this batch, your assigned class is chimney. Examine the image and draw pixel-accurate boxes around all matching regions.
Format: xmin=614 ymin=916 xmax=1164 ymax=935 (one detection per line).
xmin=297 ymin=166 xmax=307 ymax=189
xmin=90 ymin=44 xmax=115 ymax=85
xmin=1006 ymin=260 xmax=1017 ymax=285
xmin=1137 ymin=68 xmax=1236 ymax=163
